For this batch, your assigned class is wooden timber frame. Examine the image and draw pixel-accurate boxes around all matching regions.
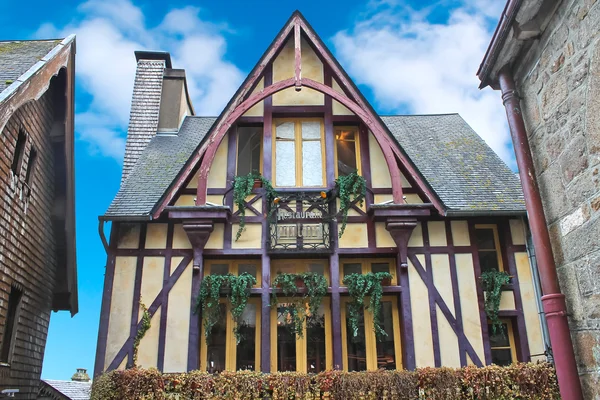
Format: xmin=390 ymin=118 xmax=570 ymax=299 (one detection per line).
xmin=95 ymin=11 xmax=541 ymax=378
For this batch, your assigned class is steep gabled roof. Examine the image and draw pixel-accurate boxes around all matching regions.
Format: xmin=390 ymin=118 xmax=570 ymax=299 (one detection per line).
xmin=103 ymin=114 xmax=525 ymax=218
xmin=39 ymin=380 xmax=91 ymax=400
xmin=0 ymin=39 xmax=60 ymax=94
xmin=382 ymin=114 xmax=524 ymax=215
xmin=104 ymin=116 xmax=216 ymax=219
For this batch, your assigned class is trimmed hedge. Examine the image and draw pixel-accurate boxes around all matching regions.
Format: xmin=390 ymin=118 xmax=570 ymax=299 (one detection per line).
xmin=91 ymin=362 xmax=559 ymax=400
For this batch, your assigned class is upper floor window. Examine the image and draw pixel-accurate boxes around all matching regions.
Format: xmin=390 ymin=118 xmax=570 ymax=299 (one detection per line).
xmin=475 ymin=224 xmax=504 ymax=273
xmin=335 ymin=126 xmax=360 ymax=177
xmin=0 ymin=285 xmax=23 ymax=364
xmin=25 ymin=146 xmax=38 ymax=188
xmin=11 ymin=129 xmax=27 ymax=177
xmin=488 ymin=319 xmax=516 ymax=366
xmin=236 ymin=126 xmax=262 ymax=176
xmin=273 ymin=118 xmax=324 ymax=187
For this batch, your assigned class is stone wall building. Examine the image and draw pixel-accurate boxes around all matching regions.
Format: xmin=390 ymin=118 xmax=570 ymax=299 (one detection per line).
xmin=478 ymin=0 xmax=600 ymax=397
xmin=0 ymin=38 xmax=77 ymax=398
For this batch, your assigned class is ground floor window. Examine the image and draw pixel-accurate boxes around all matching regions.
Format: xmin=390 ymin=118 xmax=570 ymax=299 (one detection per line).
xmin=270 ymin=298 xmax=332 ymax=373
xmin=200 ymin=298 xmax=261 ymax=372
xmin=341 ymin=296 xmax=402 ymax=371
xmin=488 ymin=319 xmax=517 ymax=366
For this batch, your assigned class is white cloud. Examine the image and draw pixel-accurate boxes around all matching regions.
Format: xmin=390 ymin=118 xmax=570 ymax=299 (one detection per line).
xmin=36 ymin=0 xmax=243 ymax=163
xmin=332 ymin=1 xmax=515 ymax=168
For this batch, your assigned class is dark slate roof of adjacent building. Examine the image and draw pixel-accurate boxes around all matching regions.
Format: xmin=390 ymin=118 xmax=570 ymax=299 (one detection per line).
xmin=0 ymin=40 xmax=60 ymax=93
xmin=104 ymin=113 xmax=525 ymax=218
xmin=381 ymin=114 xmax=525 ymax=215
xmin=39 ymin=380 xmax=91 ymax=400
xmin=105 ymin=116 xmax=216 ymax=218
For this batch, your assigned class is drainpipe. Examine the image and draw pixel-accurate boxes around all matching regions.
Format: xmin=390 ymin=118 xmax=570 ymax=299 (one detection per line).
xmin=524 ymin=219 xmax=552 ymax=362
xmin=498 ymin=69 xmax=583 ymax=400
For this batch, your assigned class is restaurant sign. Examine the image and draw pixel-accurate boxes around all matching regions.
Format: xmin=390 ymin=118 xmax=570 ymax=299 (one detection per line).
xmin=268 ymin=192 xmax=332 ymax=253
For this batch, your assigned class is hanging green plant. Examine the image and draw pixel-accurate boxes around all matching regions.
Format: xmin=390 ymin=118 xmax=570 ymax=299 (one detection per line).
xmin=233 ymin=171 xmax=277 ymax=241
xmin=271 ymin=272 xmax=328 ymax=338
xmin=132 ymin=301 xmax=151 ymax=368
xmin=195 ymin=273 xmax=256 ymax=344
xmin=481 ymin=270 xmax=511 ymax=336
xmin=343 ymin=272 xmax=392 ymax=341
xmin=334 ymin=170 xmax=366 ymax=238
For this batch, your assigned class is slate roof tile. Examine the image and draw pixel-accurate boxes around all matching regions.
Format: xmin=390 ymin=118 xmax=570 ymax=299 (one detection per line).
xmin=40 ymin=380 xmax=91 ymax=400
xmin=0 ymin=40 xmax=60 ymax=93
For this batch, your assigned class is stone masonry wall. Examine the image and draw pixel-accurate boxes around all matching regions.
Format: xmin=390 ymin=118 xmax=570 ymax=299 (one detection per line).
xmin=0 ymin=89 xmax=58 ymax=398
xmin=514 ymin=0 xmax=600 ymax=397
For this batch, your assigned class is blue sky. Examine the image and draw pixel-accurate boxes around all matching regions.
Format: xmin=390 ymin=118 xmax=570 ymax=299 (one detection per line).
xmin=0 ymin=0 xmax=510 ymax=380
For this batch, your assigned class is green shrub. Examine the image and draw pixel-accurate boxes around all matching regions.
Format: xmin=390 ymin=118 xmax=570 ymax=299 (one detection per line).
xmin=91 ymin=362 xmax=559 ymax=400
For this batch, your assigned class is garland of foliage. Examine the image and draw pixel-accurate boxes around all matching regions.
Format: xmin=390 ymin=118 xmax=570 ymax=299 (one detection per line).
xmin=233 ymin=172 xmax=277 ymax=241
xmin=343 ymin=272 xmax=392 ymax=340
xmin=334 ymin=171 xmax=366 ymax=238
xmin=481 ymin=270 xmax=511 ymax=335
xmin=132 ymin=302 xmax=151 ymax=367
xmin=271 ymin=272 xmax=328 ymax=338
xmin=195 ymin=273 xmax=256 ymax=344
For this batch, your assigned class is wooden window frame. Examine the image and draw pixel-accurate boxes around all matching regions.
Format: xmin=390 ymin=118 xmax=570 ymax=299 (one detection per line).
xmin=272 ymin=118 xmax=326 ymax=188
xmin=271 ymin=259 xmax=330 ymax=285
xmin=339 ymin=258 xmax=397 ymax=286
xmin=0 ymin=285 xmax=23 ymax=365
xmin=200 ymin=297 xmax=261 ymax=372
xmin=270 ymin=297 xmax=332 ymax=372
xmin=474 ymin=224 xmax=505 ymax=272
xmin=11 ymin=129 xmax=27 ymax=177
xmin=488 ymin=319 xmax=517 ymax=365
xmin=235 ymin=125 xmax=263 ymax=176
xmin=333 ymin=125 xmax=361 ymax=178
xmin=340 ymin=295 xmax=402 ymax=371
xmin=204 ymin=259 xmax=262 ymax=287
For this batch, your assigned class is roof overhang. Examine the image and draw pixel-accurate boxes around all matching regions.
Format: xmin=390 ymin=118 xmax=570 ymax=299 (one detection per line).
xmin=477 ymin=0 xmax=562 ymax=89
xmin=0 ymin=35 xmax=78 ymax=315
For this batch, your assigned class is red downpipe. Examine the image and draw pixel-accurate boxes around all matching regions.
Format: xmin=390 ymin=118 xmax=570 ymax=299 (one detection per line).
xmin=498 ymin=69 xmax=583 ymax=400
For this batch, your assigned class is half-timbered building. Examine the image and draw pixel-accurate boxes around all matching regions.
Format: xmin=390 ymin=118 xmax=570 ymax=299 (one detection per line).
xmin=95 ymin=12 xmax=547 ymax=376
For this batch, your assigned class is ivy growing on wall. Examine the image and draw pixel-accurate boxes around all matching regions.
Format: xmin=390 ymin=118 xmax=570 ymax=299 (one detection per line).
xmin=334 ymin=171 xmax=366 ymax=238
xmin=481 ymin=270 xmax=511 ymax=335
xmin=132 ymin=302 xmax=151 ymax=368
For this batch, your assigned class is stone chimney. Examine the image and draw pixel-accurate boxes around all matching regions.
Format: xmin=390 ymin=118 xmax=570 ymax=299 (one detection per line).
xmin=71 ymin=368 xmax=90 ymax=382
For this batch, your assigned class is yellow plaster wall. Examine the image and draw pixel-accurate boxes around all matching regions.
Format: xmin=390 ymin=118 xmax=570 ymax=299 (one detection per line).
xmin=405 ymin=194 xmax=423 ymax=204
xmin=207 ymin=195 xmax=224 ymax=206
xmin=205 ymin=223 xmax=225 ymax=249
xmin=105 ymin=257 xmax=137 ymax=368
xmin=207 ymin=133 xmax=229 ymax=188
xmin=164 ymin=258 xmax=193 ymax=372
xmin=509 ymin=219 xmax=526 ymax=245
xmin=187 ymin=169 xmax=200 ymax=189
xmin=374 ymin=194 xmax=392 ymax=204
xmin=117 ymin=224 xmax=140 ymax=249
xmin=138 ymin=257 xmax=164 ymax=368
xmin=428 ymin=221 xmax=447 ymax=247
xmin=117 ymin=357 xmax=127 ymax=371
xmin=273 ymin=37 xmax=324 ymax=106
xmin=243 ymin=78 xmax=264 ymax=117
xmin=231 ymin=223 xmax=262 ymax=249
xmin=137 ymin=309 xmax=161 ymax=369
xmin=338 ymin=223 xmax=368 ymax=248
xmin=375 ymin=222 xmax=396 ymax=248
xmin=498 ymin=291 xmax=516 ymax=310
xmin=408 ymin=222 xmax=423 ymax=247
xmin=409 ymin=255 xmax=434 ymax=367
xmin=401 ymin=173 xmax=412 ymax=188
xmin=332 ymin=79 xmax=353 ymax=115
xmin=455 ymin=253 xmax=485 ymax=363
xmin=173 ymin=224 xmax=192 ymax=249
xmin=146 ymin=224 xmax=168 ymax=249
xmin=174 ymin=194 xmax=195 ymax=206
xmin=515 ymin=252 xmax=545 ymax=362
xmin=368 ymin=133 xmax=392 ymax=188
xmin=451 ymin=221 xmax=470 ymax=246
xmin=432 ymin=254 xmax=460 ymax=367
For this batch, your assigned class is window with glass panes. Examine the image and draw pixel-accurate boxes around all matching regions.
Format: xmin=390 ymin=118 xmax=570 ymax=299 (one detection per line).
xmin=488 ymin=319 xmax=517 ymax=366
xmin=270 ymin=259 xmax=331 ymax=373
xmin=339 ymin=259 xmax=396 ymax=286
xmin=474 ymin=224 xmax=504 ymax=273
xmin=334 ymin=126 xmax=360 ymax=177
xmin=273 ymin=119 xmax=325 ymax=187
xmin=236 ymin=126 xmax=262 ymax=176
xmin=200 ymin=260 xmax=261 ymax=372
